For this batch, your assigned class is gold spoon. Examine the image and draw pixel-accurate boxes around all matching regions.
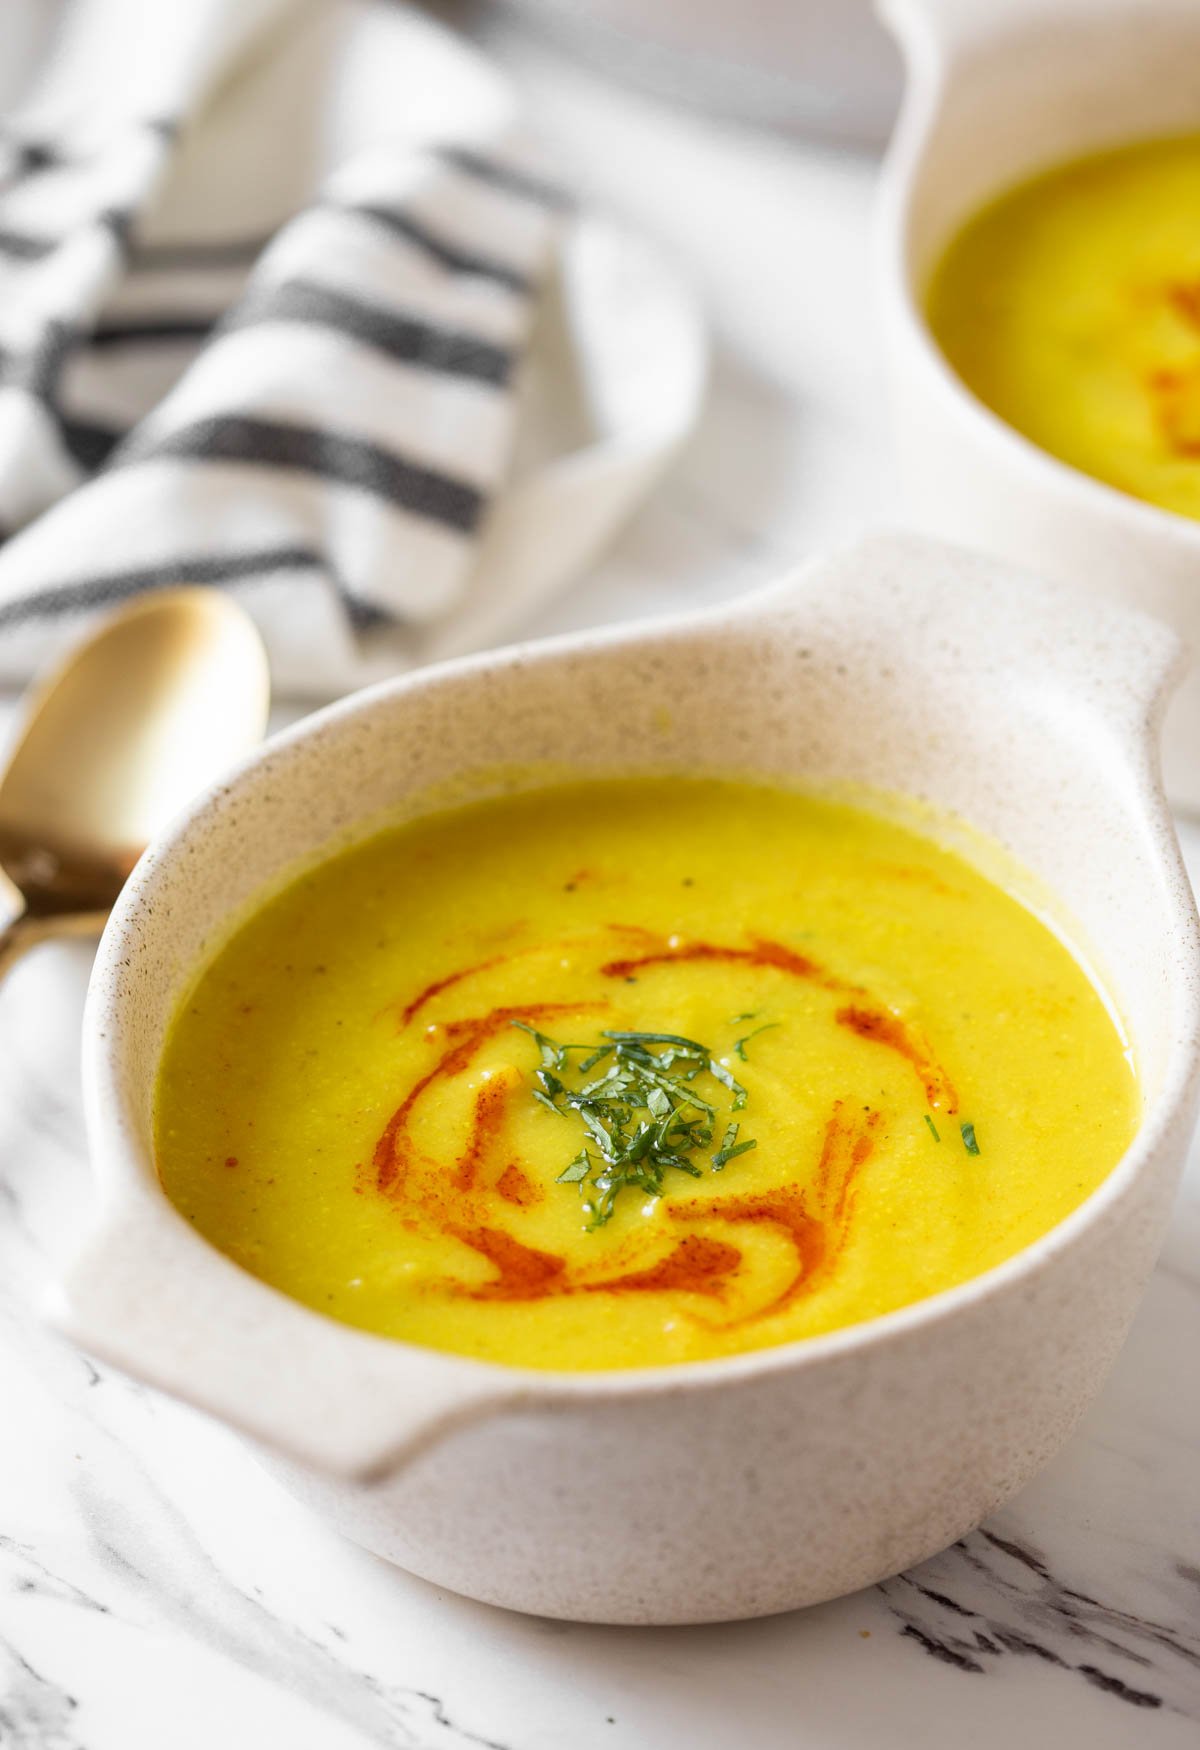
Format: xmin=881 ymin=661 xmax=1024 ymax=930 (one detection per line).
xmin=0 ymin=589 xmax=269 ymax=979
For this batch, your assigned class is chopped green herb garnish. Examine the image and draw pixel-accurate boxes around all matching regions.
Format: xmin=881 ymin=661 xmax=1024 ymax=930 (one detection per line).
xmin=924 ymin=1114 xmax=940 ymax=1143
xmin=511 ymin=1021 xmax=758 ymax=1228
xmin=961 ymin=1120 xmax=980 ymax=1155
xmin=707 ymin=1056 xmax=748 ymax=1111
xmin=733 ymin=1021 xmax=779 ymax=1061
xmin=712 ymin=1121 xmax=757 ymax=1171
xmin=602 ymin=1029 xmax=710 ymax=1052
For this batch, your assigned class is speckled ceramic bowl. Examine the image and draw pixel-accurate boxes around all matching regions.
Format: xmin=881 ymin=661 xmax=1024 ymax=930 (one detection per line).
xmin=55 ymin=534 xmax=1200 ymax=1624
xmin=879 ymin=0 xmax=1200 ymax=810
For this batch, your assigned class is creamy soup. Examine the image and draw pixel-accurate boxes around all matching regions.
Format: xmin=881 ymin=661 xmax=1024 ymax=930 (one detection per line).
xmin=927 ymin=132 xmax=1200 ymax=521
xmin=155 ymin=779 xmax=1137 ymax=1370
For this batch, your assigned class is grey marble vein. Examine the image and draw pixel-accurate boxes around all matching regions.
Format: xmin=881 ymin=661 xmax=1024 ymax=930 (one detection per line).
xmin=0 ymin=1638 xmax=81 ymax=1750
xmin=879 ymin=1525 xmax=1200 ymax=1716
xmin=0 ymin=1534 xmax=109 ymax=1617
xmin=74 ymin=1474 xmax=510 ymax=1750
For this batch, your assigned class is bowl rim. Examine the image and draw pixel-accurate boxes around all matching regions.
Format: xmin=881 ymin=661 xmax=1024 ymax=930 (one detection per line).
xmin=76 ymin=564 xmax=1200 ymax=1413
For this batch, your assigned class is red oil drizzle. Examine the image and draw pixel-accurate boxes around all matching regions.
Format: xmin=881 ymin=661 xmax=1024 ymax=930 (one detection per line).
xmin=399 ymin=952 xmax=512 ymax=1026
xmin=453 ymin=1078 xmax=511 ymax=1191
xmin=579 ymin=1235 xmax=740 ymax=1298
xmin=497 ymin=1162 xmax=541 ymax=1207
xmin=674 ymin=1187 xmax=825 ymax=1316
xmin=1167 ymin=281 xmax=1200 ymax=330
xmin=670 ymin=1103 xmax=882 ymax=1319
xmin=600 ymin=937 xmax=821 ymax=982
xmin=599 ymin=933 xmax=956 ymax=1113
xmin=451 ymin=1225 xmax=567 ymax=1300
xmin=451 ymin=1228 xmax=743 ymax=1303
xmin=369 ymin=927 xmax=947 ymax=1327
xmin=1147 ymin=279 xmax=1200 ymax=458
xmin=452 ymin=1104 xmax=883 ymax=1318
xmin=1148 ymin=365 xmax=1200 ymax=457
xmin=399 ymin=924 xmax=666 ymax=1028
xmin=836 ymin=1004 xmax=958 ymax=1114
xmin=813 ymin=1100 xmax=881 ymax=1229
xmin=374 ymin=1002 xmax=600 ymax=1195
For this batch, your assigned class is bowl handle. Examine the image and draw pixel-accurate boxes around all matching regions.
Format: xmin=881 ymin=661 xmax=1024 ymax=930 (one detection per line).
xmin=736 ymin=531 xmax=1187 ymax=740
xmin=49 ymin=1195 xmax=530 ymax=1482
xmin=878 ymin=0 xmax=1116 ymax=76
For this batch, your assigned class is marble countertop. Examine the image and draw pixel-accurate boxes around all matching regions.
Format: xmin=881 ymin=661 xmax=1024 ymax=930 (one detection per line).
xmin=2 ymin=11 xmax=1198 ymax=1749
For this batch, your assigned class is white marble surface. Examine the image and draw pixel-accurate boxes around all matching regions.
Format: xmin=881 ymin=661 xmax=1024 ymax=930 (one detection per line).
xmin=2 ymin=10 xmax=1199 ymax=1748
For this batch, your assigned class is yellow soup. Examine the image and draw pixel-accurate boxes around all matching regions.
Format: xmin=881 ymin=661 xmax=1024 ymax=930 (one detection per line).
xmin=927 ymin=132 xmax=1200 ymax=521
xmin=155 ymin=779 xmax=1137 ymax=1370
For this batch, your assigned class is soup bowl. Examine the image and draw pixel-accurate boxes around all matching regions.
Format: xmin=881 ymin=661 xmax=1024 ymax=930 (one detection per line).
xmin=878 ymin=0 xmax=1200 ymax=810
xmin=55 ymin=533 xmax=1200 ymax=1623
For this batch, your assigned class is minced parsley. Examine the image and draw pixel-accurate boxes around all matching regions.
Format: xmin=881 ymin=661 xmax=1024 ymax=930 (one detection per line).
xmin=511 ymin=1023 xmax=758 ymax=1229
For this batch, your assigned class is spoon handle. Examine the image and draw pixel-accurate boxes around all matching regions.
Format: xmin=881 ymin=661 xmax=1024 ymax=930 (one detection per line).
xmin=0 ymin=910 xmax=111 ymax=982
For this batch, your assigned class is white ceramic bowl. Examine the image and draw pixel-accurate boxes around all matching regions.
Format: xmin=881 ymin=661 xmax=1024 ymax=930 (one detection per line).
xmin=878 ymin=0 xmax=1200 ymax=810
xmin=56 ymin=534 xmax=1200 ymax=1624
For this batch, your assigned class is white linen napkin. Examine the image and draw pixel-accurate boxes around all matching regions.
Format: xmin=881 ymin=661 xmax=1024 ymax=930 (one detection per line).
xmin=0 ymin=0 xmax=705 ymax=694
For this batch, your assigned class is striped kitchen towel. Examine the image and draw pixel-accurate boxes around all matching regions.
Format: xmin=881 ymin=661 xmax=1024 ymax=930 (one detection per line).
xmin=0 ymin=0 xmax=705 ymax=695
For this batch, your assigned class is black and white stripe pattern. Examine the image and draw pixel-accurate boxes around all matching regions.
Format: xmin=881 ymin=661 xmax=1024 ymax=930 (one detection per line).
xmin=0 ymin=0 xmax=575 ymax=689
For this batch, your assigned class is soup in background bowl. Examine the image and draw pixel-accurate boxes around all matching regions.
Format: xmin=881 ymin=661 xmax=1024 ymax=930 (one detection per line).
xmin=879 ymin=0 xmax=1200 ymax=810
xmin=927 ymin=133 xmax=1200 ymax=526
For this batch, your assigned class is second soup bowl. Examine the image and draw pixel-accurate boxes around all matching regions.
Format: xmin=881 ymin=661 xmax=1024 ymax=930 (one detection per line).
xmin=879 ymin=0 xmax=1200 ymax=809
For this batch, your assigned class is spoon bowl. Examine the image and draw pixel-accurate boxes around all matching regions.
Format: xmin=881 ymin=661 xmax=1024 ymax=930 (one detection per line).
xmin=0 ymin=589 xmax=269 ymax=966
